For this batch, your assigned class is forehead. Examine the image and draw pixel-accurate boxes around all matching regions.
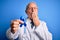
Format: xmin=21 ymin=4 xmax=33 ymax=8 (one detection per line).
xmin=28 ymin=2 xmax=37 ymax=8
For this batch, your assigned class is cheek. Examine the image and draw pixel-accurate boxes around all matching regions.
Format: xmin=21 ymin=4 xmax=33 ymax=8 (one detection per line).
xmin=28 ymin=13 xmax=32 ymax=17
xmin=26 ymin=9 xmax=32 ymax=13
xmin=35 ymin=9 xmax=38 ymax=12
xmin=26 ymin=11 xmax=32 ymax=16
xmin=26 ymin=13 xmax=32 ymax=18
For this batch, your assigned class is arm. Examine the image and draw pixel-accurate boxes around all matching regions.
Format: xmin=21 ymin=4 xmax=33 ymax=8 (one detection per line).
xmin=34 ymin=21 xmax=52 ymax=40
xmin=6 ymin=19 xmax=24 ymax=40
xmin=6 ymin=27 xmax=20 ymax=40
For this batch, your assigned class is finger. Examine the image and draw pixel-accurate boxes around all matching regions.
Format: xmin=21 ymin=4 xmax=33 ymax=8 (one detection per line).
xmin=11 ymin=28 xmax=18 ymax=33
xmin=12 ymin=24 xmax=19 ymax=28
xmin=17 ymin=20 xmax=24 ymax=24
xmin=11 ymin=19 xmax=24 ymax=24
xmin=32 ymin=12 xmax=36 ymax=18
xmin=14 ymin=19 xmax=24 ymax=24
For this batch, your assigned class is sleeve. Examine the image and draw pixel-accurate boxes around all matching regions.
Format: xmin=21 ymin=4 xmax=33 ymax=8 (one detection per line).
xmin=34 ymin=21 xmax=52 ymax=40
xmin=6 ymin=27 xmax=21 ymax=40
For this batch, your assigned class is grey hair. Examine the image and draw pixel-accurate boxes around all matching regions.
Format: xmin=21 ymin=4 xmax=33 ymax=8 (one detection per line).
xmin=25 ymin=2 xmax=37 ymax=13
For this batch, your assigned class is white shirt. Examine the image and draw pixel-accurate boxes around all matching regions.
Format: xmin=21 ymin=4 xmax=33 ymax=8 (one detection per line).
xmin=6 ymin=18 xmax=52 ymax=40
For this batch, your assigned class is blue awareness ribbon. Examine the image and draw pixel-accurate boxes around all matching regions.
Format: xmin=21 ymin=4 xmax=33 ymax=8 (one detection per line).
xmin=20 ymin=16 xmax=26 ymax=33
xmin=20 ymin=16 xmax=26 ymax=27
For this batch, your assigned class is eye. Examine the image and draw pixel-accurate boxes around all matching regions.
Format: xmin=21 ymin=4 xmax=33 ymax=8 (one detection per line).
xmin=28 ymin=8 xmax=32 ymax=10
xmin=34 ymin=7 xmax=38 ymax=9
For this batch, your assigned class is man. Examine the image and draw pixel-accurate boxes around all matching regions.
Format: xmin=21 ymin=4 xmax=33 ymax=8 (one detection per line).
xmin=6 ymin=2 xmax=52 ymax=40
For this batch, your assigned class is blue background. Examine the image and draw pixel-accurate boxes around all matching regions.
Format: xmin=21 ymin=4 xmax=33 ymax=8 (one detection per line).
xmin=0 ymin=0 xmax=60 ymax=40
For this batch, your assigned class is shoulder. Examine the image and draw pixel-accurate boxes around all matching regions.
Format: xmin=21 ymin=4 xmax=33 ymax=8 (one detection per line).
xmin=40 ymin=20 xmax=49 ymax=30
xmin=40 ymin=20 xmax=48 ymax=28
xmin=40 ymin=20 xmax=46 ymax=25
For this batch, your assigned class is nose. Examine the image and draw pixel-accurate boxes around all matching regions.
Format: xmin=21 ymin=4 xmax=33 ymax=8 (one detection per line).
xmin=32 ymin=8 xmax=34 ymax=12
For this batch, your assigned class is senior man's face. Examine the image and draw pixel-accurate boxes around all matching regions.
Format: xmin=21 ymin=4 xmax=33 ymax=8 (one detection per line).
xmin=26 ymin=3 xmax=38 ymax=19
